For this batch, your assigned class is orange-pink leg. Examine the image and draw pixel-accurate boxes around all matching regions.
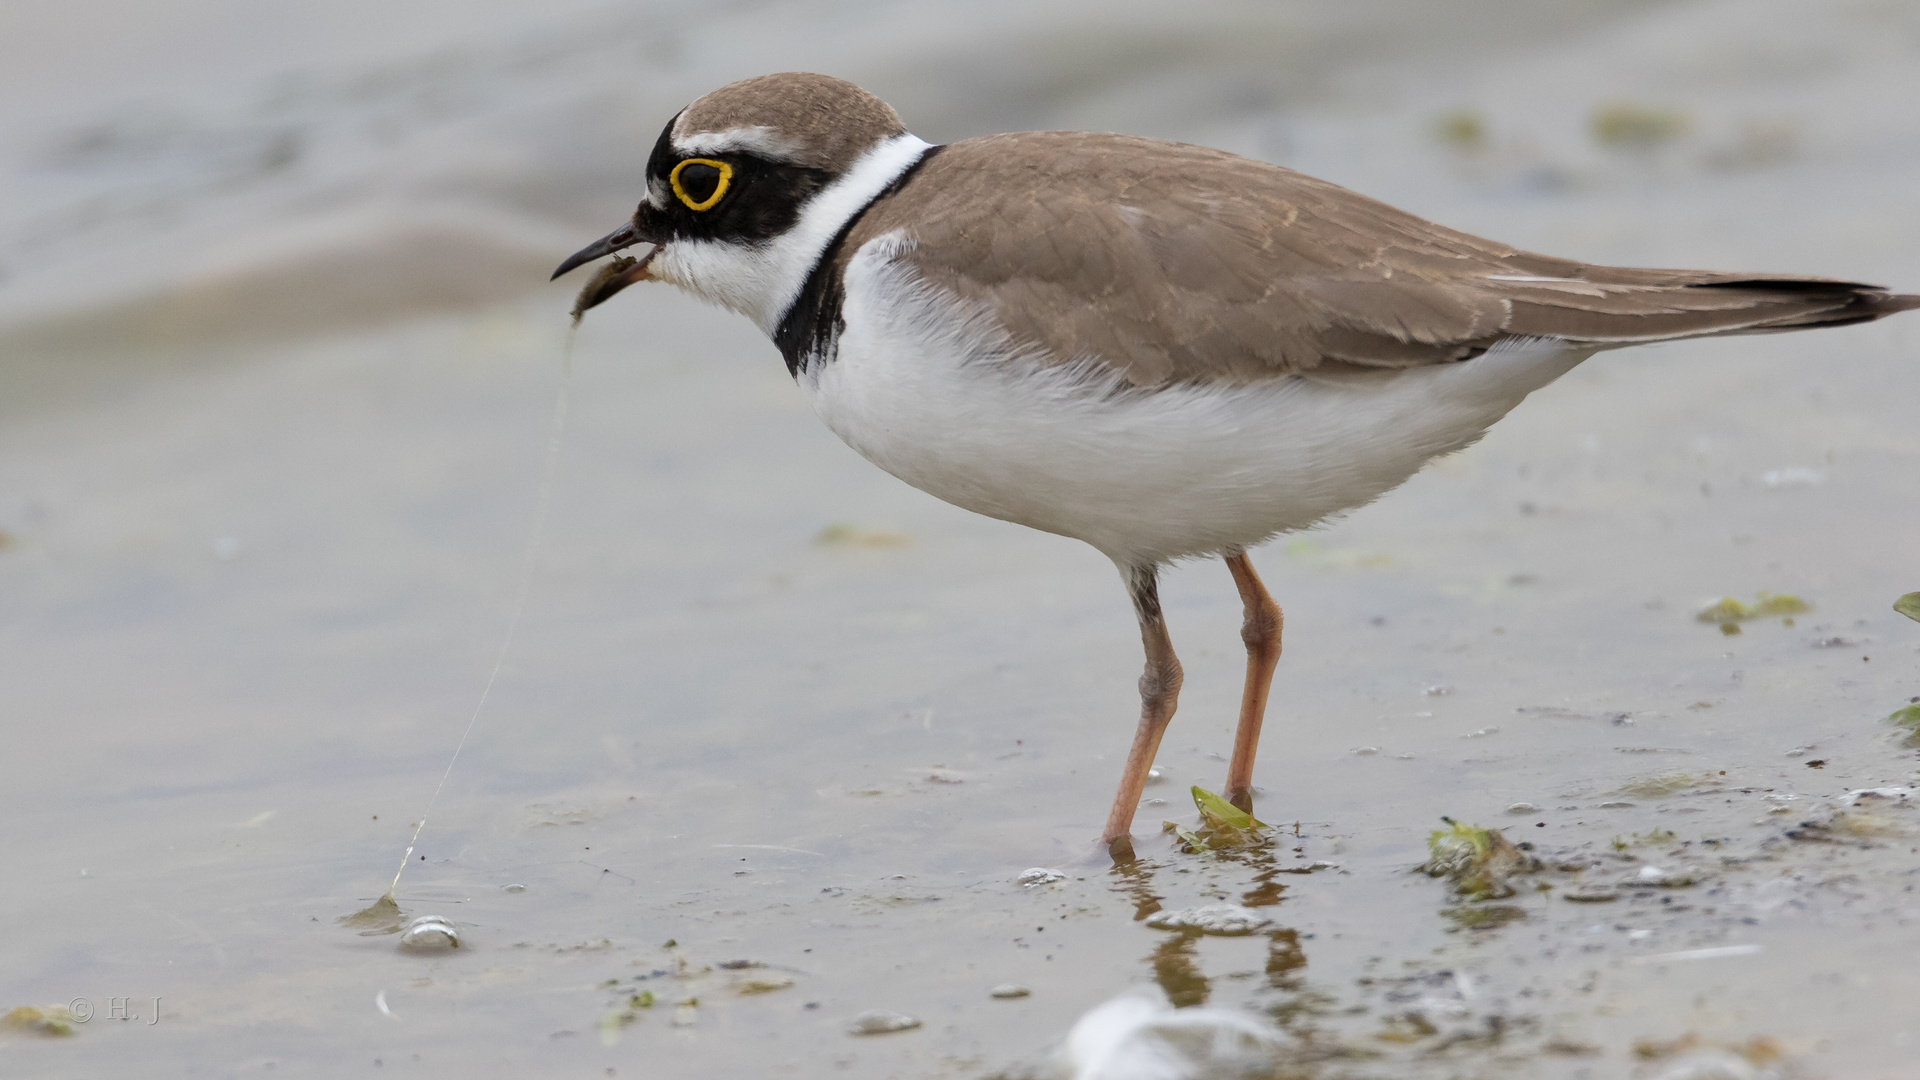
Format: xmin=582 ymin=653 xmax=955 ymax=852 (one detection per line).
xmin=1224 ymin=551 xmax=1282 ymax=812
xmin=1102 ymin=565 xmax=1183 ymax=852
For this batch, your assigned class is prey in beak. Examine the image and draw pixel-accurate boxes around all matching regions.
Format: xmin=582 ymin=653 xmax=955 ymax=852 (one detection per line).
xmin=553 ymin=216 xmax=660 ymax=320
xmin=566 ymin=249 xmax=658 ymax=322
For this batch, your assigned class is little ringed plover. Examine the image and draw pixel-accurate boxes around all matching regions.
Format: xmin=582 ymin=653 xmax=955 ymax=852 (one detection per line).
xmin=553 ymin=72 xmax=1918 ymax=853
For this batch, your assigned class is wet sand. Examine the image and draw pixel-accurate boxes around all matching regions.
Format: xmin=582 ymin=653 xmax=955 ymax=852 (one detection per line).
xmin=4 ymin=1 xmax=1920 ymax=1076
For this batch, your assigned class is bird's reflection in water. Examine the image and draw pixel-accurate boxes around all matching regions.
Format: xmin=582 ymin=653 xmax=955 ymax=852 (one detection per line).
xmin=1265 ymin=928 xmax=1306 ymax=991
xmin=1109 ymin=836 xmax=1312 ymax=1009
xmin=1108 ymin=851 xmax=1166 ymax=922
xmin=1149 ymin=933 xmax=1211 ymax=1007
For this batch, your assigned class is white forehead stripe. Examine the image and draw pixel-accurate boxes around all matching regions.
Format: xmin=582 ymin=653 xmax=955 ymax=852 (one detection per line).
xmin=673 ymin=125 xmax=803 ymax=162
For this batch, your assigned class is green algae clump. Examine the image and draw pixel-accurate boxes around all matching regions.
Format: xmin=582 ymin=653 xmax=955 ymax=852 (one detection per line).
xmin=1419 ymin=819 xmax=1539 ymax=900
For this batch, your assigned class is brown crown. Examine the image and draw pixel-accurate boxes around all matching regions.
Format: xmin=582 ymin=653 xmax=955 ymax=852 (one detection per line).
xmin=673 ymin=72 xmax=907 ymax=174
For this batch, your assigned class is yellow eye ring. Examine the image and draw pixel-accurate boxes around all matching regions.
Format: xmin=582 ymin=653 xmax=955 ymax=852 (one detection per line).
xmin=669 ymin=158 xmax=732 ymax=211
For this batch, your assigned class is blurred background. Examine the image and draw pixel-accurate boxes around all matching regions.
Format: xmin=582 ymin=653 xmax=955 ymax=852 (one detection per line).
xmin=7 ymin=0 xmax=1916 ymax=365
xmin=3 ymin=2 xmax=1919 ymax=1077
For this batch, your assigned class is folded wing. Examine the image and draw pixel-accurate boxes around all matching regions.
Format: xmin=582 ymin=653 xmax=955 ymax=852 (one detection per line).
xmin=855 ymin=131 xmax=1918 ymax=386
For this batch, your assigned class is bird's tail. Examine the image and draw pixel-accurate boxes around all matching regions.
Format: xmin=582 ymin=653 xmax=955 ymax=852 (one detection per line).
xmin=1488 ymin=256 xmax=1920 ymax=346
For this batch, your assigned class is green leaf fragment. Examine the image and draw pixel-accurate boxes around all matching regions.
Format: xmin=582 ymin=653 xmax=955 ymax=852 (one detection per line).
xmin=1696 ymin=598 xmax=1747 ymax=624
xmin=1190 ymin=785 xmax=1266 ymax=830
xmin=1163 ymin=821 xmax=1210 ymax=853
xmin=1753 ymin=592 xmax=1811 ymax=617
xmin=2 ymin=1005 xmax=77 ymax=1037
xmin=1591 ymin=103 xmax=1689 ymax=149
xmin=1895 ymin=593 xmax=1920 ymax=623
xmin=1696 ymin=592 xmax=1810 ymax=630
xmin=1889 ymin=705 xmax=1920 ymax=748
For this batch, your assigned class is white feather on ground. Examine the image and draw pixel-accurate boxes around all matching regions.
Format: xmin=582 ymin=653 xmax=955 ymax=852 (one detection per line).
xmin=1059 ymin=991 xmax=1288 ymax=1080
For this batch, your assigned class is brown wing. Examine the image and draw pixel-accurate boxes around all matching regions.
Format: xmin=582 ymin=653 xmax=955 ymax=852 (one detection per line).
xmin=842 ymin=131 xmax=1918 ymax=386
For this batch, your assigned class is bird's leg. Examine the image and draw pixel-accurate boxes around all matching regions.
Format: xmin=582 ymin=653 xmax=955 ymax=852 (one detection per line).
xmin=1223 ymin=551 xmax=1282 ymax=813
xmin=1103 ymin=564 xmax=1183 ymax=853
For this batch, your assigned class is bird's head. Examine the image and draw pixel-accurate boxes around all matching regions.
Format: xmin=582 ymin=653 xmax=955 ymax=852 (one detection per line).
xmin=552 ymin=72 xmax=923 ymax=333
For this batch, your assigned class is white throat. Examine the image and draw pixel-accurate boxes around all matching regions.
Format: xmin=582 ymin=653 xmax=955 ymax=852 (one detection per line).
xmin=646 ymin=133 xmax=933 ymax=335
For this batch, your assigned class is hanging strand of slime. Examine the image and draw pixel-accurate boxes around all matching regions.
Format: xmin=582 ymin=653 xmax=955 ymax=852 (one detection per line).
xmin=382 ymin=323 xmax=577 ymax=903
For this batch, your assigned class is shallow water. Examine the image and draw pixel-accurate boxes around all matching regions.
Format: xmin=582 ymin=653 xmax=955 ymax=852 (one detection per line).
xmin=4 ymin=1 xmax=1920 ymax=1077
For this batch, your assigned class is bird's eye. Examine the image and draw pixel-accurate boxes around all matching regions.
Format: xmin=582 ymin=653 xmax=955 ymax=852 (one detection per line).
xmin=670 ymin=158 xmax=732 ymax=211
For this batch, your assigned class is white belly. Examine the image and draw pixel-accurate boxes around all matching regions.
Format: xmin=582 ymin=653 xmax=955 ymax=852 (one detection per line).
xmin=799 ymin=238 xmax=1591 ymax=566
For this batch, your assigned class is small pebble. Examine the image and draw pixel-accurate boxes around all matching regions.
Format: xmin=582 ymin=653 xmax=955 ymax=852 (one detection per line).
xmin=503 ymin=883 xmax=526 ymax=893
xmin=847 ymin=1010 xmax=921 ymax=1035
xmin=1015 ymin=868 xmax=1065 ymax=887
xmin=1506 ymin=802 xmax=1539 ymax=814
xmin=988 ymin=984 xmax=1031 ymax=999
xmin=1628 ymin=865 xmax=1695 ymax=888
xmin=398 ymin=915 xmax=459 ymax=951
